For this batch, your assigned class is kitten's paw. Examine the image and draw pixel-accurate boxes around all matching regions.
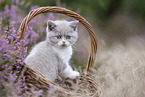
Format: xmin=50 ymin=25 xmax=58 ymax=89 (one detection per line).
xmin=69 ymin=71 xmax=80 ymax=79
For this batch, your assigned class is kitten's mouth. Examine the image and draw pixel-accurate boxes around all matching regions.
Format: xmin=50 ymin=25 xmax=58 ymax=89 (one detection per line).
xmin=61 ymin=44 xmax=67 ymax=47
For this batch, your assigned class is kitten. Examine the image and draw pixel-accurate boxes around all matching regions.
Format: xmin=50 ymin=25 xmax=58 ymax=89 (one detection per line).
xmin=24 ymin=20 xmax=80 ymax=81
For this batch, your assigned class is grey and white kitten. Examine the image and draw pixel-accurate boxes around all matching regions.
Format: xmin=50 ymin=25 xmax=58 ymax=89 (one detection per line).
xmin=24 ymin=20 xmax=80 ymax=81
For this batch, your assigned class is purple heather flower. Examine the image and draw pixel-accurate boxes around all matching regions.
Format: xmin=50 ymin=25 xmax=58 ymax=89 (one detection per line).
xmin=15 ymin=0 xmax=19 ymax=4
xmin=12 ymin=0 xmax=19 ymax=4
xmin=49 ymin=84 xmax=56 ymax=90
xmin=25 ymin=2 xmax=31 ymax=7
xmin=16 ymin=65 xmax=20 ymax=69
xmin=25 ymin=86 xmax=28 ymax=89
xmin=10 ymin=5 xmax=17 ymax=20
xmin=1 ymin=65 xmax=5 ymax=69
xmin=39 ymin=90 xmax=43 ymax=93
xmin=16 ymin=71 xmax=20 ymax=74
xmin=40 ymin=27 xmax=45 ymax=32
xmin=20 ymin=1 xmax=25 ymax=5
xmin=17 ymin=16 xmax=23 ymax=23
xmin=30 ymin=5 xmax=39 ymax=11
xmin=48 ymin=12 xmax=55 ymax=20
xmin=19 ymin=82 xmax=23 ymax=85
xmin=5 ymin=64 xmax=8 ymax=68
xmin=13 ymin=77 xmax=17 ymax=81
xmin=0 ymin=12 xmax=3 ymax=17
xmin=10 ymin=71 xmax=13 ymax=74
xmin=4 ymin=5 xmax=10 ymax=17
xmin=7 ymin=36 xmax=12 ymax=39
xmin=2 ymin=89 xmax=6 ymax=91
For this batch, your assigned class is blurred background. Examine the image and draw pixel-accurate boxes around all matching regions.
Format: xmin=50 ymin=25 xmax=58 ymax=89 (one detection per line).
xmin=0 ymin=0 xmax=145 ymax=96
xmin=1 ymin=0 xmax=145 ymax=66
xmin=24 ymin=0 xmax=145 ymax=69
xmin=24 ymin=0 xmax=145 ymax=41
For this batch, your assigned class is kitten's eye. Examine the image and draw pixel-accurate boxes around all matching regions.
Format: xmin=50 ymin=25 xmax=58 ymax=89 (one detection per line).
xmin=66 ymin=35 xmax=71 ymax=39
xmin=56 ymin=35 xmax=62 ymax=39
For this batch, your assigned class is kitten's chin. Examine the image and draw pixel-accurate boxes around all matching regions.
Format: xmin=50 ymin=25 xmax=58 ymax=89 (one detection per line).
xmin=60 ymin=44 xmax=70 ymax=48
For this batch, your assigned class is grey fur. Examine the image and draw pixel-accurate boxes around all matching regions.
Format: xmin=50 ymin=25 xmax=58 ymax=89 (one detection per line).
xmin=24 ymin=20 xmax=79 ymax=81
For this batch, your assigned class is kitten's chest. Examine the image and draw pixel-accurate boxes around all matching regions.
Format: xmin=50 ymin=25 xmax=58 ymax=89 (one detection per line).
xmin=53 ymin=46 xmax=72 ymax=64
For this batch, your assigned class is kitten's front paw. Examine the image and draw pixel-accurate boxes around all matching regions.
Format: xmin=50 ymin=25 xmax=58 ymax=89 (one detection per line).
xmin=69 ymin=71 xmax=80 ymax=79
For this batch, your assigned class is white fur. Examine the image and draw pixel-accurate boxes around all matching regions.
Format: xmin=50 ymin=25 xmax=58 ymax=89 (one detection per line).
xmin=52 ymin=46 xmax=72 ymax=64
xmin=61 ymin=64 xmax=80 ymax=79
xmin=52 ymin=46 xmax=79 ymax=79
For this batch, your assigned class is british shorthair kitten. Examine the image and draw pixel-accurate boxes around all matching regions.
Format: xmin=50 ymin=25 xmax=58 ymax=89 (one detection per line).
xmin=24 ymin=20 xmax=80 ymax=81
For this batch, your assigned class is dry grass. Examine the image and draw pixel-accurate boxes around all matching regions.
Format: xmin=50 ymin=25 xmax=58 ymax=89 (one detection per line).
xmin=94 ymin=35 xmax=145 ymax=97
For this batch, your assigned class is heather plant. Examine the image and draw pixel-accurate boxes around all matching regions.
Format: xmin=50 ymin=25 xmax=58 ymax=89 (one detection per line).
xmin=0 ymin=0 xmax=44 ymax=96
xmin=0 ymin=24 xmax=42 ymax=96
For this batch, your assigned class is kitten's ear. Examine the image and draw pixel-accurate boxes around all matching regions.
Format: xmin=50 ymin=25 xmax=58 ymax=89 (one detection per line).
xmin=70 ymin=21 xmax=79 ymax=31
xmin=47 ymin=20 xmax=56 ymax=31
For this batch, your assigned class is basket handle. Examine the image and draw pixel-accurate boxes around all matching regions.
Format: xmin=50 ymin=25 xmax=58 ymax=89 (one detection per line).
xmin=17 ymin=6 xmax=97 ymax=73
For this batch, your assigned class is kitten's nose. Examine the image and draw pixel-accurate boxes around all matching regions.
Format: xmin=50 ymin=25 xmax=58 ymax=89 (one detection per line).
xmin=62 ymin=41 xmax=66 ymax=44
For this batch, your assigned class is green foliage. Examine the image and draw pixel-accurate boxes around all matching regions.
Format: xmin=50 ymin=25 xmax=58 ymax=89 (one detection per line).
xmin=25 ymin=0 xmax=56 ymax=6
xmin=61 ymin=0 xmax=145 ymax=20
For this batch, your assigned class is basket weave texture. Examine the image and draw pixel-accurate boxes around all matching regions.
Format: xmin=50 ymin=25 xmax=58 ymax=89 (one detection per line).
xmin=17 ymin=6 xmax=101 ymax=96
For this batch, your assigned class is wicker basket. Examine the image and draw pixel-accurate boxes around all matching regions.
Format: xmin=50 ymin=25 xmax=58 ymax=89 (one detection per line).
xmin=17 ymin=6 xmax=101 ymax=96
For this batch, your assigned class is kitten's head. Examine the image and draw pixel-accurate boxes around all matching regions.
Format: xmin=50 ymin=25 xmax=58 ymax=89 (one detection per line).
xmin=46 ymin=20 xmax=79 ymax=48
